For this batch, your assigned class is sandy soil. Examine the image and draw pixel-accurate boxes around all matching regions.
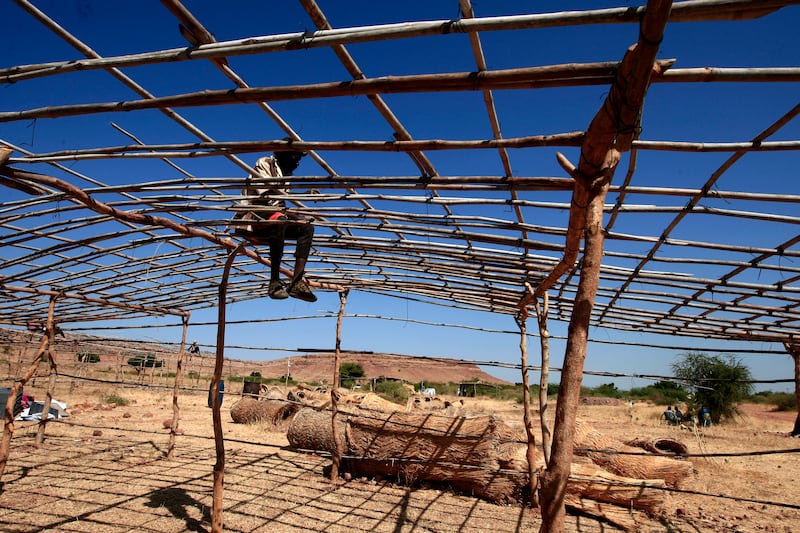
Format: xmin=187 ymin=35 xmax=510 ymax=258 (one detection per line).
xmin=0 ymin=379 xmax=797 ymax=533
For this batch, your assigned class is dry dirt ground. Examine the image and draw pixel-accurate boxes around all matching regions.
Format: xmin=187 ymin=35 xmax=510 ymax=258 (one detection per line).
xmin=0 ymin=379 xmax=797 ymax=533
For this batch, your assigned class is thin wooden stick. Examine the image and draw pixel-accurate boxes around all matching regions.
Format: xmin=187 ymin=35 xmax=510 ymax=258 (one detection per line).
xmin=2 ymin=0 xmax=791 ymax=82
xmin=167 ymin=314 xmax=189 ymax=459
xmin=0 ymin=61 xmax=676 ymax=123
xmin=35 ymin=315 xmax=58 ymax=445
xmin=12 ymin=133 xmax=585 ymax=161
xmin=515 ymin=312 xmax=539 ymax=507
xmin=210 ymin=244 xmax=243 ymax=533
xmin=534 ymin=290 xmax=552 ymax=464
xmin=330 ymin=289 xmax=349 ymax=482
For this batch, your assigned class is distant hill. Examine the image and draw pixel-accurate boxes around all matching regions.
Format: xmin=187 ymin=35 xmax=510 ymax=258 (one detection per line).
xmin=250 ymin=352 xmax=508 ymax=386
xmin=0 ymin=327 xmax=507 ymax=386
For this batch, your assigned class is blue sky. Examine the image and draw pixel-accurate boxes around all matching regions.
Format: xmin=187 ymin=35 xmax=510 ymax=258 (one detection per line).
xmin=1 ymin=1 xmax=798 ymax=392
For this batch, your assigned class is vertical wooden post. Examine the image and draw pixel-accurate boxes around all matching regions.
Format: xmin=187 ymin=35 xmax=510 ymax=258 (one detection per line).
xmin=330 ymin=289 xmax=349 ymax=482
xmin=540 ymin=176 xmax=614 ymax=532
xmin=168 ymin=313 xmax=190 ymax=459
xmin=35 ymin=315 xmax=59 ymax=445
xmin=0 ymin=293 xmax=60 ymax=482
xmin=539 ymin=3 xmax=671 ymax=531
xmin=515 ymin=313 xmax=539 ymax=507
xmin=211 ymin=244 xmax=243 ymax=533
xmin=534 ymin=291 xmax=552 ymax=464
xmin=784 ymin=342 xmax=800 ymax=437
xmin=149 ymin=358 xmax=156 ymax=386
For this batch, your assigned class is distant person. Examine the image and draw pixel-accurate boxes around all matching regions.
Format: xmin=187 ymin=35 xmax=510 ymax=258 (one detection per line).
xmin=663 ymin=405 xmax=677 ymax=425
xmin=235 ymin=150 xmax=316 ymax=302
xmin=698 ymin=406 xmax=712 ymax=427
xmin=674 ymin=405 xmax=683 ymax=422
xmin=188 ymin=341 xmax=200 ymax=357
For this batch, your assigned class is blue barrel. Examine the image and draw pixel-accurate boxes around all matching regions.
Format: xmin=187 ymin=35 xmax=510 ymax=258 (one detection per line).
xmin=207 ymin=380 xmax=225 ymax=408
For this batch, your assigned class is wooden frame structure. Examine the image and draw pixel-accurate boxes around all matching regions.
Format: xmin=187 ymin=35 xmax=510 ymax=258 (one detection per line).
xmin=1 ymin=1 xmax=799 ymax=531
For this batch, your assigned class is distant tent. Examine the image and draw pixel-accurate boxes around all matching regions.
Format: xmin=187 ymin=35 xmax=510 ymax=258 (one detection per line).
xmin=457 ymin=381 xmax=499 ymax=398
xmin=18 ymin=400 xmax=68 ymax=421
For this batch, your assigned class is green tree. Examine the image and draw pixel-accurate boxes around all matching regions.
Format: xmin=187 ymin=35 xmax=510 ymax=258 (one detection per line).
xmin=592 ymin=383 xmax=622 ymax=398
xmin=672 ymin=352 xmax=753 ymax=424
xmin=629 ymin=380 xmax=688 ymax=405
xmin=339 ymin=362 xmax=365 ymax=379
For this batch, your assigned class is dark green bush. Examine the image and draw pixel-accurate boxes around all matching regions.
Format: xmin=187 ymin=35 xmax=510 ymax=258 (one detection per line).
xmin=77 ymin=352 xmax=100 ymax=363
xmin=752 ymin=391 xmax=797 ymax=412
xmin=127 ymin=353 xmax=163 ymax=369
xmin=629 ymin=381 xmax=688 ymax=405
xmin=340 ymin=362 xmax=365 ymax=379
xmin=374 ymin=380 xmax=410 ymax=404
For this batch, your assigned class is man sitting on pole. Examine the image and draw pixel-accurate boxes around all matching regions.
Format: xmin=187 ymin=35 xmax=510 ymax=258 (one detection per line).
xmin=236 ymin=149 xmax=316 ymax=302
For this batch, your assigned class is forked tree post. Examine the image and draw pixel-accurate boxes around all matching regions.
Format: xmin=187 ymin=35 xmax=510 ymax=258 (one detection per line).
xmin=539 ymin=1 xmax=672 ymax=530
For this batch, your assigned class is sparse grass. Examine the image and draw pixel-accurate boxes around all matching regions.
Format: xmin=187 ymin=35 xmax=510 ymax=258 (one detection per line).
xmin=102 ymin=392 xmax=130 ymax=406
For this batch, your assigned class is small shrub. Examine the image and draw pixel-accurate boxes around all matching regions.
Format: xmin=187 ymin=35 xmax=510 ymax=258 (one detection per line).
xmin=103 ymin=393 xmax=129 ymax=406
xmin=628 ymin=381 xmax=688 ymax=405
xmin=77 ymin=352 xmax=100 ymax=363
xmin=374 ymin=380 xmax=410 ymax=404
xmin=765 ymin=392 xmax=796 ymax=412
xmin=127 ymin=353 xmax=163 ymax=369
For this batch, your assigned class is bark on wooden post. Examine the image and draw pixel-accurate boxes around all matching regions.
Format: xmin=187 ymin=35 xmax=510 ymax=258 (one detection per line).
xmin=0 ymin=292 xmax=60 ymax=483
xmin=784 ymin=342 xmax=800 ymax=437
xmin=168 ymin=313 xmax=190 ymax=459
xmin=534 ymin=291 xmax=552 ymax=464
xmin=35 ymin=315 xmax=59 ymax=445
xmin=330 ymin=289 xmax=349 ymax=481
xmin=515 ymin=313 xmax=539 ymax=506
xmin=211 ymin=244 xmax=243 ymax=533
xmin=539 ymin=2 xmax=672 ymax=531
xmin=541 ymin=165 xmax=617 ymax=532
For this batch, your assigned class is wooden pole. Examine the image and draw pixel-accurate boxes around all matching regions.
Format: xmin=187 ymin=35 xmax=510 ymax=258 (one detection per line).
xmin=783 ymin=342 xmax=800 ymax=437
xmin=539 ymin=2 xmax=672 ymax=531
xmin=35 ymin=315 xmax=59 ymax=445
xmin=168 ymin=314 xmax=190 ymax=459
xmin=2 ymin=0 xmax=791 ymax=83
xmin=0 ymin=61 xmax=674 ymax=123
xmin=541 ymin=173 xmax=615 ymax=533
xmin=330 ymin=289 xmax=349 ymax=481
xmin=534 ymin=291 xmax=552 ymax=464
xmin=0 ymin=292 xmax=60 ymax=483
xmin=211 ymin=244 xmax=243 ymax=533
xmin=515 ymin=313 xmax=539 ymax=507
